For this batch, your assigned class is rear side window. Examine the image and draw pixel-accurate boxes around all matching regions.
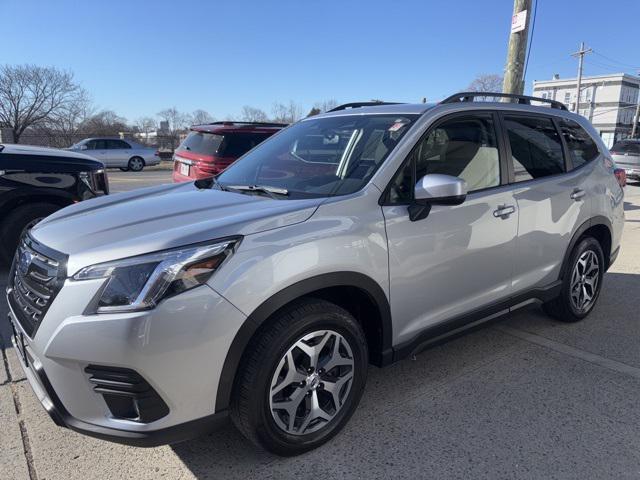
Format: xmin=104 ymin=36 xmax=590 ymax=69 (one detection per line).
xmin=107 ymin=139 xmax=131 ymax=149
xmin=504 ymin=115 xmax=565 ymax=182
xmin=218 ymin=133 xmax=271 ymax=157
xmin=177 ymin=132 xmax=224 ymax=155
xmin=559 ymin=119 xmax=599 ymax=169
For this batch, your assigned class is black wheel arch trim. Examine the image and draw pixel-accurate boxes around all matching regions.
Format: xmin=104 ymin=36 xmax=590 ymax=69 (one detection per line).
xmin=215 ymin=271 xmax=392 ymax=412
xmin=560 ymin=216 xmax=613 ymax=278
xmin=0 ymin=188 xmax=75 ymax=214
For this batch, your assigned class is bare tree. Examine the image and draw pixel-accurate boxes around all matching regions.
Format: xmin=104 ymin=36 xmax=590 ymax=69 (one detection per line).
xmin=157 ymin=107 xmax=189 ymax=151
xmin=29 ymin=89 xmax=93 ymax=147
xmin=80 ymin=110 xmax=128 ymax=137
xmin=190 ymin=109 xmax=214 ymax=125
xmin=0 ymin=64 xmax=87 ymax=143
xmin=314 ymin=99 xmax=338 ymax=113
xmin=135 ymin=116 xmax=157 ymax=145
xmin=241 ymin=105 xmax=269 ymax=122
xmin=467 ymin=74 xmax=504 ymax=93
xmin=271 ymin=100 xmax=303 ymax=124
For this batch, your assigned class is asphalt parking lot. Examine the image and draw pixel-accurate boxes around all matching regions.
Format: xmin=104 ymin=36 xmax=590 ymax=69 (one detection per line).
xmin=2 ymin=172 xmax=640 ymax=480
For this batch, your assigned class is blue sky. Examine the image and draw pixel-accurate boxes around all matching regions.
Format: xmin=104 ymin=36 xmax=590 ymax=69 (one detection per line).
xmin=4 ymin=0 xmax=639 ymax=121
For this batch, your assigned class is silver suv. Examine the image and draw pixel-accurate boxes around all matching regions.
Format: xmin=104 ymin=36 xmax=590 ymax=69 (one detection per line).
xmin=7 ymin=93 xmax=624 ymax=456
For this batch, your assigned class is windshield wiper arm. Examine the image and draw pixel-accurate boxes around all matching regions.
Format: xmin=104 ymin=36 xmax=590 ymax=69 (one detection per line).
xmin=194 ymin=175 xmax=228 ymax=191
xmin=225 ymin=184 xmax=289 ymax=199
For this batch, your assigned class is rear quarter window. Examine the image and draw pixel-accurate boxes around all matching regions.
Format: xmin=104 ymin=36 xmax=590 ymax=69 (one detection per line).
xmin=559 ymin=119 xmax=599 ymax=169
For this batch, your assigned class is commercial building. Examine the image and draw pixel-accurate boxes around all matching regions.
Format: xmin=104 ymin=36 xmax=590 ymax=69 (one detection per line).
xmin=533 ymin=73 xmax=640 ymax=147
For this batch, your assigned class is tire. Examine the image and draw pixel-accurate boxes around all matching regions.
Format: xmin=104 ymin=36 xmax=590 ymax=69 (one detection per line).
xmin=0 ymin=203 xmax=59 ymax=265
xmin=127 ymin=156 xmax=145 ymax=172
xmin=230 ymin=298 xmax=368 ymax=456
xmin=543 ymin=236 xmax=605 ymax=322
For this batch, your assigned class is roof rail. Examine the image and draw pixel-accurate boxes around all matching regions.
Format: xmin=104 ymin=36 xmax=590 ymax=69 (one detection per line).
xmin=202 ymin=121 xmax=288 ymax=128
xmin=440 ymin=92 xmax=568 ymax=111
xmin=328 ymin=101 xmax=403 ymax=112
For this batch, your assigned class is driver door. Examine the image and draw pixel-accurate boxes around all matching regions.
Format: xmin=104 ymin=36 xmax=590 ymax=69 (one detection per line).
xmin=381 ymin=112 xmax=518 ymax=344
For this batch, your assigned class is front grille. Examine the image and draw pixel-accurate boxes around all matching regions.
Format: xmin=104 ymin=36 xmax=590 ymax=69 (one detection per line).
xmin=85 ymin=365 xmax=169 ymax=423
xmin=7 ymin=236 xmax=66 ymax=337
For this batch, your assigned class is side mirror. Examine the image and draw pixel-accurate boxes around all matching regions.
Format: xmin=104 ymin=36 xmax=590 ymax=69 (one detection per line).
xmin=409 ymin=174 xmax=467 ymax=221
xmin=78 ymin=145 xmax=88 ymax=151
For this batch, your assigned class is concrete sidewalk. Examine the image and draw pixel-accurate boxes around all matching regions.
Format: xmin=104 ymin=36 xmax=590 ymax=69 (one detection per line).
xmin=2 ymin=183 xmax=639 ymax=480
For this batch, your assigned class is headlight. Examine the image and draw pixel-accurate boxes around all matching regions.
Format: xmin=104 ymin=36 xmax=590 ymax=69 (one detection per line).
xmin=73 ymin=239 xmax=239 ymax=313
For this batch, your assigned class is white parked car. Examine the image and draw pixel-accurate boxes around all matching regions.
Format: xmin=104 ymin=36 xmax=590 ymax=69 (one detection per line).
xmin=69 ymin=138 xmax=160 ymax=171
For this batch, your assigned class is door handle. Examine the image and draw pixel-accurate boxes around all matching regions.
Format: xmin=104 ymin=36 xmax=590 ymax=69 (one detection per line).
xmin=570 ymin=189 xmax=585 ymax=200
xmin=493 ymin=205 xmax=516 ymax=218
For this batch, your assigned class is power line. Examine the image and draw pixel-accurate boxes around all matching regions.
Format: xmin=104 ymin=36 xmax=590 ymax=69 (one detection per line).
xmin=593 ymin=52 xmax=640 ymax=70
xmin=584 ymin=58 xmax=638 ymax=75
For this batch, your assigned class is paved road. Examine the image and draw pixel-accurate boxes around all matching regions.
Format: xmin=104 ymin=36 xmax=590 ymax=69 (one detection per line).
xmin=107 ymin=168 xmax=172 ymax=193
xmin=2 ymin=176 xmax=640 ymax=479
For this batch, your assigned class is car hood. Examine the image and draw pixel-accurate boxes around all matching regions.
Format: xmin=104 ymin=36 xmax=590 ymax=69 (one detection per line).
xmin=31 ymin=182 xmax=322 ymax=275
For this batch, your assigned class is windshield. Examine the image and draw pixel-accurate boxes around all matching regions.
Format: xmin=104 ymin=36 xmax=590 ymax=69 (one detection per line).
xmin=216 ymin=114 xmax=418 ymax=198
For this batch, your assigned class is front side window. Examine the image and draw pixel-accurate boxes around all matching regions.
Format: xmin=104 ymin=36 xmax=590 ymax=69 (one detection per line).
xmin=90 ymin=139 xmax=107 ymax=150
xmin=388 ymin=114 xmax=501 ymax=203
xmin=559 ymin=119 xmax=599 ymax=169
xmin=504 ymin=115 xmax=565 ymax=183
xmin=217 ymin=114 xmax=418 ymax=198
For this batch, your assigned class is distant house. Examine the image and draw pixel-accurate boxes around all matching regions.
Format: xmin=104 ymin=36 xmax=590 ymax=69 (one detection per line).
xmin=533 ymin=73 xmax=640 ymax=148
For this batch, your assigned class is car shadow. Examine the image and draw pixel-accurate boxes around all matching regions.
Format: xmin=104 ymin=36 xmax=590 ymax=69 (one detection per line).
xmin=624 ymin=201 xmax=640 ymax=211
xmin=171 ymin=271 xmax=640 ymax=478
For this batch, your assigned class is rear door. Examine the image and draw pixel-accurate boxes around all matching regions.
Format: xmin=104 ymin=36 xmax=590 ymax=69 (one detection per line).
xmin=501 ymin=113 xmax=593 ymax=293
xmin=382 ymin=111 xmax=518 ymax=343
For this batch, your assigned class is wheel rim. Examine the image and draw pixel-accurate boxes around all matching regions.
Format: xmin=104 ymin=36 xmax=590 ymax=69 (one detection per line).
xmin=269 ymin=330 xmax=354 ymax=436
xmin=570 ymin=249 xmax=600 ymax=313
xmin=130 ymin=158 xmax=143 ymax=170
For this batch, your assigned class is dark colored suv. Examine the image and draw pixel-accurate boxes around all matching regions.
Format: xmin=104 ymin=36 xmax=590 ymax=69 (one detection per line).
xmin=0 ymin=144 xmax=108 ymax=263
xmin=172 ymin=121 xmax=286 ymax=182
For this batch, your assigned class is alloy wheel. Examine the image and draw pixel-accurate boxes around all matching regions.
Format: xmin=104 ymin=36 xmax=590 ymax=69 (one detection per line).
xmin=569 ymin=249 xmax=600 ymax=313
xmin=269 ymin=330 xmax=354 ymax=436
xmin=129 ymin=158 xmax=144 ymax=171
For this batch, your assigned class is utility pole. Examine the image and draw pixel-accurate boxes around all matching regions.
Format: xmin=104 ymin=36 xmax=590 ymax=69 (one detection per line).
xmin=503 ymin=0 xmax=532 ymax=95
xmin=571 ymin=42 xmax=592 ymax=113
xmin=632 ymin=73 xmax=640 ymax=138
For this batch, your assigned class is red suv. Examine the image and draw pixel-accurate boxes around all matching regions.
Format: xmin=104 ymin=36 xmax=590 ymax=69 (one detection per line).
xmin=172 ymin=122 xmax=286 ymax=182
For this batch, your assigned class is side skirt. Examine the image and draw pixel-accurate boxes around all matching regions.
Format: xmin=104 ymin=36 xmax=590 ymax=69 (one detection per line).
xmin=387 ymin=281 xmax=562 ymax=364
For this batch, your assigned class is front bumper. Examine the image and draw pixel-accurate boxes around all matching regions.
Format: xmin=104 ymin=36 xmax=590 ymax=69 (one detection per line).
xmin=7 ymin=281 xmax=245 ymax=446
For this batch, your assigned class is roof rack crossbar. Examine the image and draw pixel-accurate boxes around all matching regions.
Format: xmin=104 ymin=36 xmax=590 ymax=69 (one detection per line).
xmin=202 ymin=121 xmax=288 ymax=127
xmin=440 ymin=92 xmax=568 ymax=111
xmin=328 ymin=101 xmax=403 ymax=112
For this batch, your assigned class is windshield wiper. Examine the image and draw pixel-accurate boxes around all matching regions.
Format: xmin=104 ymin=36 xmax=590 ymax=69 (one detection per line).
xmin=225 ymin=184 xmax=289 ymax=199
xmin=194 ymin=176 xmax=227 ymax=191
